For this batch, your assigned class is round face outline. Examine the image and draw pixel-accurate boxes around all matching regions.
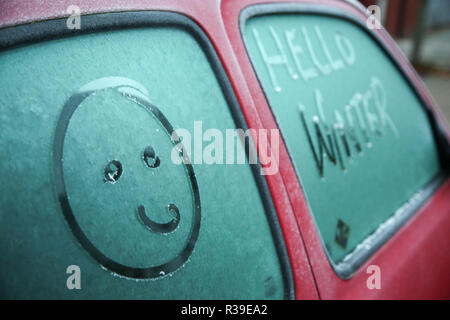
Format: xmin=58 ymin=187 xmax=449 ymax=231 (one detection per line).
xmin=53 ymin=77 xmax=201 ymax=279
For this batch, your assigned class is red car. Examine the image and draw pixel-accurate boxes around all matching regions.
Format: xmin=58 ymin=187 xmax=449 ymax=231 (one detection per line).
xmin=0 ymin=0 xmax=449 ymax=299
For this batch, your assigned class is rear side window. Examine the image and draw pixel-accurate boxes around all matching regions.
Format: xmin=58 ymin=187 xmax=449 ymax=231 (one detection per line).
xmin=0 ymin=13 xmax=290 ymax=298
xmin=243 ymin=10 xmax=442 ymax=276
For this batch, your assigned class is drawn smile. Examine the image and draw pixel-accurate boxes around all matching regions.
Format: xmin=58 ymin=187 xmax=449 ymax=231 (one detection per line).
xmin=103 ymin=149 xmax=181 ymax=235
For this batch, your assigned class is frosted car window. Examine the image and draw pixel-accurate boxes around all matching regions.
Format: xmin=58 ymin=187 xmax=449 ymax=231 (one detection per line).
xmin=243 ymin=13 xmax=441 ymax=272
xmin=0 ymin=15 xmax=289 ymax=299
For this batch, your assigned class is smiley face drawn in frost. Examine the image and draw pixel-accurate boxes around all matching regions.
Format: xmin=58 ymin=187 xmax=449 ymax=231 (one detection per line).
xmin=53 ymin=77 xmax=201 ymax=279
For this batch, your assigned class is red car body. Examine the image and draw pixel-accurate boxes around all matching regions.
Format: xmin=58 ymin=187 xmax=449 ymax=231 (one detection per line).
xmin=1 ymin=0 xmax=449 ymax=299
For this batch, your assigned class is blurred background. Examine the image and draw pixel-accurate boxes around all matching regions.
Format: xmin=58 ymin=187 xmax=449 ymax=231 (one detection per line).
xmin=360 ymin=0 xmax=450 ymax=126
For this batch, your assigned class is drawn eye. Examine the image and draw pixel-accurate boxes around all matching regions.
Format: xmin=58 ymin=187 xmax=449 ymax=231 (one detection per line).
xmin=143 ymin=145 xmax=160 ymax=168
xmin=104 ymin=160 xmax=123 ymax=183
